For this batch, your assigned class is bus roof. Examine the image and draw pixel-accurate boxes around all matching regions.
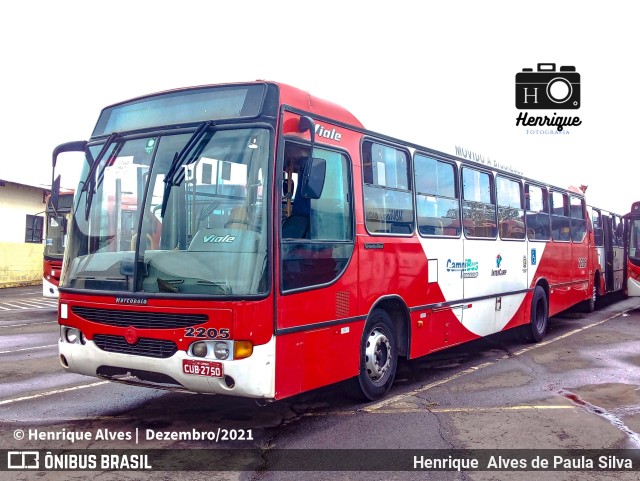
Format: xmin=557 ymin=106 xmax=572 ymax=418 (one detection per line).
xmin=96 ymin=80 xmax=588 ymax=199
xmin=274 ymin=81 xmax=364 ymax=128
xmin=98 ymin=80 xmax=364 ymax=132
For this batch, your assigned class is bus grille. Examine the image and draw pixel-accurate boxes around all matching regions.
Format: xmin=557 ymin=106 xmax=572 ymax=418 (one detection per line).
xmin=93 ymin=334 xmax=178 ymax=358
xmin=72 ymin=307 xmax=207 ymax=329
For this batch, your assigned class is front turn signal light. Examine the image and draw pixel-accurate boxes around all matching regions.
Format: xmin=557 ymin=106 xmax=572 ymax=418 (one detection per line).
xmin=233 ymin=341 xmax=253 ymax=359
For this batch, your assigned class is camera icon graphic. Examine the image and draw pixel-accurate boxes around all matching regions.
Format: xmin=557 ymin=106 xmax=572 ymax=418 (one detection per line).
xmin=515 ymin=63 xmax=580 ymax=109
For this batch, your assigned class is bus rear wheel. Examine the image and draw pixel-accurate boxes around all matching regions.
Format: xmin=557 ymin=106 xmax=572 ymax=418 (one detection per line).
xmin=348 ymin=309 xmax=398 ymax=401
xmin=583 ymin=283 xmax=597 ymax=313
xmin=581 ymin=274 xmax=599 ymax=313
xmin=523 ymin=286 xmax=548 ymax=342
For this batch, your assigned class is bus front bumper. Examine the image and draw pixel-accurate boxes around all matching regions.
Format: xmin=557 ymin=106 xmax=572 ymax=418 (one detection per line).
xmin=58 ymin=335 xmax=275 ymax=399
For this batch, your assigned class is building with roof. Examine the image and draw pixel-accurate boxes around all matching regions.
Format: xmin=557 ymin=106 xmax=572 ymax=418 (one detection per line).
xmin=0 ymin=179 xmax=48 ymax=287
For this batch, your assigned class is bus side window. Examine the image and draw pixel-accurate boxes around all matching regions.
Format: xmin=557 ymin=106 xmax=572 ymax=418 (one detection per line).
xmin=569 ymin=196 xmax=586 ymax=242
xmin=550 ymin=191 xmax=571 ymax=242
xmin=281 ymin=142 xmax=354 ymax=291
xmin=462 ymin=167 xmax=497 ymax=238
xmin=362 ymin=140 xmax=414 ymax=235
xmin=496 ymin=176 xmax=525 ymax=240
xmin=282 ymin=143 xmax=310 ymax=239
xmin=591 ymin=207 xmax=604 ymax=246
xmin=614 ymin=219 xmax=624 ymax=247
xmin=525 ymin=184 xmax=550 ymax=241
xmin=414 ymin=154 xmax=460 ymax=237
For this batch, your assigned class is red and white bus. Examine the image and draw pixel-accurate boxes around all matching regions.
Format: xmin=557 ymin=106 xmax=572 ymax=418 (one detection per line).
xmin=43 ymin=191 xmax=74 ymax=298
xmin=587 ymin=205 xmax=625 ymax=306
xmin=54 ymin=81 xmax=602 ymax=401
xmin=625 ymin=201 xmax=640 ymax=296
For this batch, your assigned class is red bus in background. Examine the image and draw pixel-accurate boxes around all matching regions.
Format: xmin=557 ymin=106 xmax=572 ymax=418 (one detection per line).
xmin=587 ymin=205 xmax=625 ymax=307
xmin=625 ymin=201 xmax=640 ymax=296
xmin=53 ymin=81 xmax=604 ymax=402
xmin=43 ymin=191 xmax=74 ymax=298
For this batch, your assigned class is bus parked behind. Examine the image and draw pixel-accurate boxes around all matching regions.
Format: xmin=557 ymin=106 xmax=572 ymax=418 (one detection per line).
xmin=43 ymin=191 xmax=74 ymax=298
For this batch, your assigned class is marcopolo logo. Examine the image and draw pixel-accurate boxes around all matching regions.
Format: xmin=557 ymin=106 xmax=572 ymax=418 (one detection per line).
xmin=515 ymin=62 xmax=582 ymax=133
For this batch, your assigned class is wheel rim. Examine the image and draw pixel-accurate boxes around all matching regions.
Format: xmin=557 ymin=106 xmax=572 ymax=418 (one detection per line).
xmin=364 ymin=327 xmax=391 ymax=383
xmin=592 ymin=285 xmax=597 ymax=304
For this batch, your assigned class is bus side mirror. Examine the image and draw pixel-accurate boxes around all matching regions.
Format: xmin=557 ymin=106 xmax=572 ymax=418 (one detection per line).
xmin=52 ymin=140 xmax=88 ymax=169
xmin=298 ymin=116 xmax=316 ymax=153
xmin=51 ymin=175 xmax=61 ymax=211
xmin=301 ymin=157 xmax=326 ymax=200
xmin=51 ymin=139 xmax=89 ymax=213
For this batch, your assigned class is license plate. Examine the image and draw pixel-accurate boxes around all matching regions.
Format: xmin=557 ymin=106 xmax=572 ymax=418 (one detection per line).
xmin=183 ymin=359 xmax=223 ymax=378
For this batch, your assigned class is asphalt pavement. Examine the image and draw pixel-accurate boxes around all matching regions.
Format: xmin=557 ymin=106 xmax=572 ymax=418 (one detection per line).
xmin=1 ymin=285 xmax=639 ymax=481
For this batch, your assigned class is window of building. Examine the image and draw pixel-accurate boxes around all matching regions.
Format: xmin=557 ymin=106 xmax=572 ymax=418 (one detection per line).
xmin=25 ymin=215 xmax=44 ymax=243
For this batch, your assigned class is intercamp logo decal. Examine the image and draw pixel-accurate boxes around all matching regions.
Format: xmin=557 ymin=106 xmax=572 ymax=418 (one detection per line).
xmin=515 ymin=63 xmax=582 ymax=134
xmin=492 ymin=254 xmax=507 ymax=277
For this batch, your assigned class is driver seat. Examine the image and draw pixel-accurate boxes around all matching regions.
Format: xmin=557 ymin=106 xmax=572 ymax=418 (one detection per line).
xmin=225 ymin=206 xmax=249 ymax=230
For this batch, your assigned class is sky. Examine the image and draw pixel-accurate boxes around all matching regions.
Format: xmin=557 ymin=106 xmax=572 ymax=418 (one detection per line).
xmin=1 ymin=0 xmax=637 ymax=215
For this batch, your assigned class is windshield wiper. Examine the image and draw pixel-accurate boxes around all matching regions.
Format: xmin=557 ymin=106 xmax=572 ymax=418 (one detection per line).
xmin=81 ymin=133 xmax=120 ymax=220
xmin=160 ymin=121 xmax=214 ymax=218
xmin=161 ymin=121 xmax=213 ymax=201
xmin=157 ymin=278 xmax=232 ymax=295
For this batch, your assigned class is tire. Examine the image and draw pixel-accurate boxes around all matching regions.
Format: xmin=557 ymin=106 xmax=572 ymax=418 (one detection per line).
xmin=583 ymin=281 xmax=598 ymax=313
xmin=523 ymin=286 xmax=548 ymax=343
xmin=347 ymin=309 xmax=398 ymax=401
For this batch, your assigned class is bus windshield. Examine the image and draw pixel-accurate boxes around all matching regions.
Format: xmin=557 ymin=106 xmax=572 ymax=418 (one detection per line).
xmin=61 ymin=127 xmax=271 ymax=296
xmin=44 ymin=216 xmax=66 ymax=259
xmin=630 ymin=218 xmax=640 ymax=261
xmin=44 ymin=192 xmax=74 ymax=259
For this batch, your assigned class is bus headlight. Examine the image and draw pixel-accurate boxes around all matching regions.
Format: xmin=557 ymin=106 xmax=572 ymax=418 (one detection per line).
xmin=213 ymin=342 xmax=230 ymax=360
xmin=191 ymin=342 xmax=208 ymax=358
xmin=65 ymin=329 xmax=78 ymax=344
xmin=188 ymin=340 xmax=253 ymax=360
xmin=61 ymin=326 xmax=84 ymax=345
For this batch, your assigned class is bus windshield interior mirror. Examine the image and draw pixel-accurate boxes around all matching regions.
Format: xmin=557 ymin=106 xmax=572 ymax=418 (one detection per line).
xmin=301 ymin=157 xmax=326 ymax=200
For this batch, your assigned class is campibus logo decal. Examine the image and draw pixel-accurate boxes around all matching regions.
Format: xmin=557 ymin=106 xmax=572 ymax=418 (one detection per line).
xmin=446 ymin=259 xmax=479 ymax=279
